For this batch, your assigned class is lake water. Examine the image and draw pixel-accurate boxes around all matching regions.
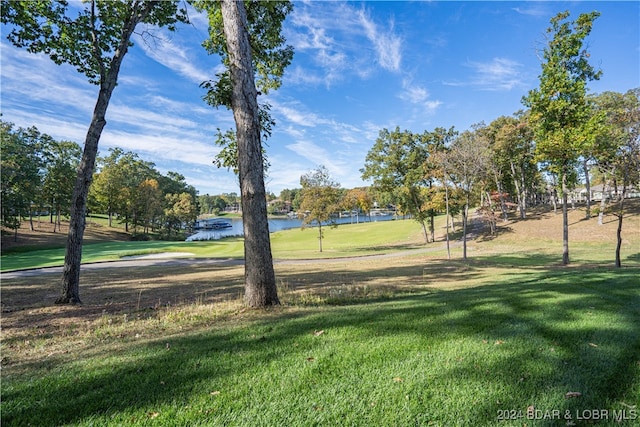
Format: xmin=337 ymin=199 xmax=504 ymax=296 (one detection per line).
xmin=186 ymin=214 xmax=397 ymax=241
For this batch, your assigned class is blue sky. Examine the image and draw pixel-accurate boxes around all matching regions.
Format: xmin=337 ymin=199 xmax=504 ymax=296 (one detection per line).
xmin=1 ymin=1 xmax=638 ymax=196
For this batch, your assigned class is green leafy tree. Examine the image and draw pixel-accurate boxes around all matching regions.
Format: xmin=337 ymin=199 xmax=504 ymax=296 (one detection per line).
xmin=444 ymin=128 xmax=492 ymax=260
xmin=90 ymin=148 xmax=127 ymax=227
xmin=299 ymin=165 xmax=341 ymax=253
xmin=135 ymin=178 xmax=162 ymax=235
xmin=41 ymin=139 xmax=82 ymax=232
xmin=164 ymin=192 xmax=198 ymax=239
xmin=591 ymin=89 xmax=640 ymax=266
xmin=118 ymin=154 xmax=157 ymax=234
xmin=342 ymin=187 xmax=373 ymax=223
xmin=488 ymin=112 xmax=539 ymax=219
xmin=0 ymin=121 xmax=44 ymax=240
xmin=522 ymin=10 xmax=601 ymax=265
xmin=2 ymin=0 xmax=188 ymax=304
xmin=194 ymin=0 xmax=293 ymax=307
xmin=361 ymin=127 xmax=434 ymax=243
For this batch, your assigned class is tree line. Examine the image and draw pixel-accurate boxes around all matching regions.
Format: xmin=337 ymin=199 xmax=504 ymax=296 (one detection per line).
xmin=1 ymin=121 xmax=198 ymax=240
xmin=360 ymin=85 xmax=639 ymax=264
xmin=243 ymin=83 xmax=638 ymax=261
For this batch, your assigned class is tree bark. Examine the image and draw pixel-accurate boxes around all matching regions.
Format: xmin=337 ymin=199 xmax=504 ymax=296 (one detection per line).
xmin=57 ymin=3 xmax=150 ymax=304
xmin=615 ymin=183 xmax=626 ymax=268
xmin=598 ymin=175 xmax=609 ymax=225
xmin=220 ymin=0 xmax=279 ymax=307
xmin=615 ymin=205 xmax=623 ymax=268
xmin=57 ymin=87 xmax=110 ymax=304
xmin=462 ymin=195 xmax=469 ymax=261
xmin=444 ymin=178 xmax=451 ymax=260
xmin=583 ymin=158 xmax=591 ymax=219
xmin=561 ymin=171 xmax=570 ymax=265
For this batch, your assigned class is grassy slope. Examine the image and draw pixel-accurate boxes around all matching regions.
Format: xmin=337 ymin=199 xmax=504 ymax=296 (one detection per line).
xmin=1 ymin=205 xmax=639 ymax=426
xmin=2 ymin=267 xmax=638 ymax=426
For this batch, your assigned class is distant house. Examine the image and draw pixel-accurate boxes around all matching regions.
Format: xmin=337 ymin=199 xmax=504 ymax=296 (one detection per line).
xmin=575 ymin=184 xmax=639 ymax=202
xmin=267 ymin=199 xmax=292 ymax=214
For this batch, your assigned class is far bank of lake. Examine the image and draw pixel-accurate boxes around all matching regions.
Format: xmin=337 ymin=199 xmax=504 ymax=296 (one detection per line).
xmin=186 ymin=214 xmax=398 ymax=241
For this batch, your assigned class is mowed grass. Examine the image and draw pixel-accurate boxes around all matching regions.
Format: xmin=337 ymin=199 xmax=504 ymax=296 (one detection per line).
xmin=0 ymin=218 xmax=425 ymax=271
xmin=1 ymin=205 xmax=640 ymax=426
xmin=2 ymin=266 xmax=639 ymax=426
xmin=3 ymin=203 xmax=640 ymax=271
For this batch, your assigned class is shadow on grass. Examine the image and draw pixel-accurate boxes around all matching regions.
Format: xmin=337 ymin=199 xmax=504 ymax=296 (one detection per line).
xmin=3 ymin=265 xmax=639 ymax=426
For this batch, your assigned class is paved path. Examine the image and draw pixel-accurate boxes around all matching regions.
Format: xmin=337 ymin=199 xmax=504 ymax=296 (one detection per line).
xmin=1 ymin=244 xmax=456 ymax=279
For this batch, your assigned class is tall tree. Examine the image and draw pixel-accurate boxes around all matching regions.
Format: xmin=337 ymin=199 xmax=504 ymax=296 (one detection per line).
xmin=445 ymin=128 xmax=492 ymax=260
xmin=195 ymin=0 xmax=293 ymax=307
xmin=0 ymin=122 xmax=44 ymax=240
xmin=361 ymin=127 xmax=433 ymax=243
xmin=488 ymin=112 xmax=538 ymax=219
xmin=90 ymin=148 xmax=127 ymax=227
xmin=342 ymin=187 xmax=373 ymax=223
xmin=41 ymin=139 xmax=82 ymax=232
xmin=592 ymin=89 xmax=640 ymax=266
xmin=164 ymin=192 xmax=199 ymax=239
xmin=522 ymin=10 xmax=601 ymax=265
xmin=2 ymin=1 xmax=187 ymax=304
xmin=299 ymin=166 xmax=341 ymax=253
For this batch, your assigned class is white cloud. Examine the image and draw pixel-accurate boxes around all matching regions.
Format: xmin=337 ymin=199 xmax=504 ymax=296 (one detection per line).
xmin=398 ymin=78 xmax=442 ymax=114
xmin=512 ymin=6 xmax=550 ymax=18
xmin=358 ymin=9 xmax=402 ymax=72
xmin=467 ymin=57 xmax=525 ymax=91
xmin=135 ymin=33 xmax=211 ymax=84
xmin=443 ymin=57 xmax=526 ymax=91
xmin=99 ymin=123 xmax=219 ymax=168
xmin=270 ymin=99 xmax=327 ymax=128
xmin=285 ymin=139 xmax=347 ymax=176
xmin=285 ymin=2 xmax=403 ymax=86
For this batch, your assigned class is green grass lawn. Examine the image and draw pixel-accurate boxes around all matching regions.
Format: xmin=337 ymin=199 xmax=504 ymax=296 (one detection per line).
xmin=2 ymin=266 xmax=639 ymax=426
xmin=2 ymin=208 xmax=639 ymax=426
xmin=0 ymin=218 xmax=425 ymax=271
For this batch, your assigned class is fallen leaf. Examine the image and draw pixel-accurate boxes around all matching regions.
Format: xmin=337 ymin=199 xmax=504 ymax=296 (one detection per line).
xmin=210 ymin=391 xmax=220 ymax=396
xmin=306 ymin=357 xmax=315 ymax=362
xmin=393 ymin=377 xmax=403 ymax=383
xmin=565 ymin=391 xmax=582 ymax=399
xmin=148 ymin=412 xmax=160 ymax=419
xmin=495 ymin=340 xmax=505 ymax=345
xmin=313 ymin=330 xmax=325 ymax=336
xmin=482 ymin=340 xmax=488 ymax=344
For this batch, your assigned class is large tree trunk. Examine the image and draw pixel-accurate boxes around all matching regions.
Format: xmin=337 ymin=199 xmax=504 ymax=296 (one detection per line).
xmin=462 ymin=194 xmax=469 ymax=261
xmin=444 ymin=182 xmax=451 ymax=260
xmin=615 ymin=184 xmax=626 ymax=268
xmin=561 ymin=171 xmax=570 ymax=265
xmin=615 ymin=206 xmax=623 ymax=268
xmin=221 ymin=0 xmax=279 ymax=307
xmin=57 ymin=4 xmax=149 ymax=304
xmin=57 ymin=85 xmax=112 ymax=304
xmin=493 ymin=172 xmax=508 ymax=221
xmin=598 ymin=175 xmax=609 ymax=225
xmin=583 ymin=158 xmax=591 ymax=219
